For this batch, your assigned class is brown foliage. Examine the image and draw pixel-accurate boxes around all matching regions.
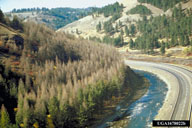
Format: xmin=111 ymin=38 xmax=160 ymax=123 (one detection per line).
xmin=16 ymin=22 xmax=133 ymax=127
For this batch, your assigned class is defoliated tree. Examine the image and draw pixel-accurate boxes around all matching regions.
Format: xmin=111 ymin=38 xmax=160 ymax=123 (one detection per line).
xmin=18 ymin=79 xmax=25 ymax=95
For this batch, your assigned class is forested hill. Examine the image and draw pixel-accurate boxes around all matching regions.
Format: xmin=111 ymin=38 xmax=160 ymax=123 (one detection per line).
xmin=6 ymin=7 xmax=93 ymax=29
xmin=59 ymin=0 xmax=192 ymax=55
xmin=132 ymin=5 xmax=192 ymax=53
xmin=0 ymin=10 xmax=144 ymax=128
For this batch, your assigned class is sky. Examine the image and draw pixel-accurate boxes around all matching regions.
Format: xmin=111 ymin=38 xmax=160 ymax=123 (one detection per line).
xmin=0 ymin=0 xmax=119 ymax=12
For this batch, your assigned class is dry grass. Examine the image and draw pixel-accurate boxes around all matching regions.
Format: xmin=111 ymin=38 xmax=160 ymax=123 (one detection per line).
xmin=0 ymin=25 xmax=15 ymax=35
xmin=57 ymin=0 xmax=165 ymax=40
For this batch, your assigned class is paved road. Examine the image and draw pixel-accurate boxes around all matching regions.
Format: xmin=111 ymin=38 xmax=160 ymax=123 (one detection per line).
xmin=125 ymin=60 xmax=192 ymax=126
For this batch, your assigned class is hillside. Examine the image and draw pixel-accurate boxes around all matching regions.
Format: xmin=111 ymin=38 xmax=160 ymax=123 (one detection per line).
xmin=0 ymin=11 xmax=147 ymax=128
xmin=57 ymin=0 xmax=165 ymax=39
xmin=58 ymin=0 xmax=192 ymax=56
xmin=6 ymin=7 xmax=92 ymax=30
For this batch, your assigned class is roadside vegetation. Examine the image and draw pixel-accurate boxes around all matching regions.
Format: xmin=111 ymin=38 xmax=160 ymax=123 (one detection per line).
xmin=183 ymin=46 xmax=192 ymax=55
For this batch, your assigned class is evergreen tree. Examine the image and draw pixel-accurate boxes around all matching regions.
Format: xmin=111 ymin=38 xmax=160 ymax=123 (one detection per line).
xmin=160 ymin=42 xmax=166 ymax=55
xmin=114 ymin=36 xmax=121 ymax=46
xmin=180 ymin=35 xmax=185 ymax=46
xmin=0 ymin=9 xmax=6 ymax=24
xmin=129 ymin=38 xmax=134 ymax=49
xmin=130 ymin=24 xmax=136 ymax=36
xmin=120 ymin=29 xmax=124 ymax=36
xmin=165 ymin=42 xmax=169 ymax=49
xmin=103 ymin=21 xmax=114 ymax=34
xmin=128 ymin=5 xmax=152 ymax=15
xmin=96 ymin=22 xmax=102 ymax=32
xmin=119 ymin=20 xmax=122 ymax=27
xmin=10 ymin=16 xmax=23 ymax=31
xmin=16 ymin=93 xmax=24 ymax=125
xmin=48 ymin=97 xmax=59 ymax=125
xmin=115 ymin=23 xmax=118 ymax=32
xmin=125 ymin=26 xmax=129 ymax=36
xmin=170 ymin=35 xmax=176 ymax=47
xmin=78 ymin=103 xmax=88 ymax=127
xmin=120 ymin=35 xmax=124 ymax=46
xmin=184 ymin=35 xmax=190 ymax=46
xmin=0 ymin=105 xmax=10 ymax=128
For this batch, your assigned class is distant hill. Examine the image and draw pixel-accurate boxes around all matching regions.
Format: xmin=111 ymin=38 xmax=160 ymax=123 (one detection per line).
xmin=57 ymin=0 xmax=192 ymax=52
xmin=6 ymin=7 xmax=93 ymax=30
xmin=57 ymin=0 xmax=165 ymax=42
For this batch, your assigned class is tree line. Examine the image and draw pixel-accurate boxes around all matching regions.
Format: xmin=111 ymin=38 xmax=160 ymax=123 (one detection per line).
xmin=138 ymin=0 xmax=188 ymax=11
xmin=11 ymin=8 xmax=49 ymax=13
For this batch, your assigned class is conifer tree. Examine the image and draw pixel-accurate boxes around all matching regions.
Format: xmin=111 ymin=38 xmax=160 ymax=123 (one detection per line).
xmin=129 ymin=39 xmax=134 ymax=49
xmin=0 ymin=9 xmax=5 ymax=23
xmin=160 ymin=42 xmax=166 ymax=55
xmin=115 ymin=23 xmax=118 ymax=32
xmin=0 ymin=105 xmax=10 ymax=128
xmin=130 ymin=24 xmax=136 ymax=36
xmin=125 ymin=26 xmax=129 ymax=36
xmin=48 ymin=97 xmax=59 ymax=125
xmin=96 ymin=22 xmax=102 ymax=32
xmin=11 ymin=16 xmax=23 ymax=31
xmin=120 ymin=29 xmax=124 ymax=36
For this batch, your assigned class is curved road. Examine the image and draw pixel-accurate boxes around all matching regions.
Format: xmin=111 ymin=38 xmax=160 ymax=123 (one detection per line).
xmin=125 ymin=60 xmax=192 ymax=126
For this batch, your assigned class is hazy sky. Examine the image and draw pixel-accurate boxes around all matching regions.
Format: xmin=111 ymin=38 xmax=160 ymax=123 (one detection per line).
xmin=0 ymin=0 xmax=119 ymax=12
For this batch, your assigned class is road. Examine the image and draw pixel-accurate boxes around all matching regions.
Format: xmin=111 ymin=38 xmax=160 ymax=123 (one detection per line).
xmin=125 ymin=60 xmax=192 ymax=127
